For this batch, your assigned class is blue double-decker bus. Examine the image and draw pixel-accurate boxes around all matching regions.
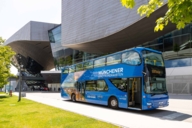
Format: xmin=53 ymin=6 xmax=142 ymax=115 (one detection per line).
xmin=60 ymin=47 xmax=169 ymax=110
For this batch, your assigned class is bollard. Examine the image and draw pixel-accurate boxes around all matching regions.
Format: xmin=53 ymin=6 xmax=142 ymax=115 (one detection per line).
xmin=9 ymin=90 xmax=12 ymax=97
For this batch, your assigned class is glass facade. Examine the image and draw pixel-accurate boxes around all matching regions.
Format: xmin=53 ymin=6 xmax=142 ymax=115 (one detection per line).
xmin=165 ymin=58 xmax=192 ymax=68
xmin=141 ymin=23 xmax=192 ymax=53
xmin=141 ymin=23 xmax=192 ymax=68
xmin=48 ymin=25 xmax=103 ymax=70
xmin=48 ymin=25 xmax=61 ymax=44
xmin=49 ymin=23 xmax=192 ymax=70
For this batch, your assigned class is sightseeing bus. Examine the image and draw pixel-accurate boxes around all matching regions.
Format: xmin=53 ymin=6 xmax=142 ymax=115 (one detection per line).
xmin=60 ymin=47 xmax=169 ymax=110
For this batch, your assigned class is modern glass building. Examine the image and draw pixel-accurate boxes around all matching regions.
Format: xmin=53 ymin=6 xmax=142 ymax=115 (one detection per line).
xmin=4 ymin=0 xmax=192 ymax=94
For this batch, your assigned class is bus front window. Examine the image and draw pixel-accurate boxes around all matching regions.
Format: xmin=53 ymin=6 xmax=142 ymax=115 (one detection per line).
xmin=145 ymin=78 xmax=167 ymax=94
xmin=143 ymin=50 xmax=164 ymax=67
xmin=143 ymin=50 xmax=167 ymax=94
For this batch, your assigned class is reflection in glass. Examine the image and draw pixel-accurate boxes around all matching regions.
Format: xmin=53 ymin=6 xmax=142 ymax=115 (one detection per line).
xmin=142 ymin=50 xmax=164 ymax=67
xmin=165 ymin=58 xmax=191 ymax=68
xmin=84 ymin=61 xmax=93 ymax=69
xmin=69 ymin=66 xmax=75 ymax=73
xmin=140 ymin=23 xmax=192 ymax=60
xmin=122 ymin=51 xmax=141 ymax=65
xmin=107 ymin=54 xmax=121 ymax=65
xmin=76 ymin=63 xmax=83 ymax=71
xmin=110 ymin=78 xmax=127 ymax=92
xmin=94 ymin=58 xmax=106 ymax=68
xmin=48 ymin=25 xmax=61 ymax=43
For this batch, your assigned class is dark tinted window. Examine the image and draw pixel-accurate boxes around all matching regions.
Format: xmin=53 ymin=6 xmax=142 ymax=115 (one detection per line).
xmin=110 ymin=78 xmax=128 ymax=92
xmin=86 ymin=81 xmax=96 ymax=91
xmin=85 ymin=80 xmax=108 ymax=91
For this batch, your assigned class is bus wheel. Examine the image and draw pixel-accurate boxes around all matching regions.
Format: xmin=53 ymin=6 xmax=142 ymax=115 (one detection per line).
xmin=109 ymin=97 xmax=118 ymax=109
xmin=71 ymin=94 xmax=76 ymax=102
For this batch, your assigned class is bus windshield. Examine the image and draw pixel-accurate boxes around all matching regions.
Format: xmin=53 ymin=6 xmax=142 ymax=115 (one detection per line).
xmin=142 ymin=50 xmax=167 ymax=94
xmin=143 ymin=50 xmax=164 ymax=67
xmin=145 ymin=77 xmax=167 ymax=94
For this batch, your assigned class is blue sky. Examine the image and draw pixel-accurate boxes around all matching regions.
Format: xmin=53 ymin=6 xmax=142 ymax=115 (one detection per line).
xmin=0 ymin=0 xmax=61 ymax=74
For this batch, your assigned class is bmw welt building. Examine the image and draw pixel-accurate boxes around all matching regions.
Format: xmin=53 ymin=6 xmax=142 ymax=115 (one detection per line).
xmin=4 ymin=0 xmax=192 ymax=94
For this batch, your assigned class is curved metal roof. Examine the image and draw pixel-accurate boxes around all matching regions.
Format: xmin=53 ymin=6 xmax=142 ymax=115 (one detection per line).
xmin=64 ymin=5 xmax=175 ymax=54
xmin=4 ymin=21 xmax=58 ymax=72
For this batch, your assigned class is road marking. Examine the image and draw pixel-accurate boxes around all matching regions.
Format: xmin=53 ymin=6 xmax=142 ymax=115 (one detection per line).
xmin=162 ymin=113 xmax=184 ymax=120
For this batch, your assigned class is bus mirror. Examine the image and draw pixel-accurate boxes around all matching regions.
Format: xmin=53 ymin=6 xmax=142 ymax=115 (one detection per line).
xmin=143 ymin=71 xmax=148 ymax=83
xmin=142 ymin=71 xmax=146 ymax=76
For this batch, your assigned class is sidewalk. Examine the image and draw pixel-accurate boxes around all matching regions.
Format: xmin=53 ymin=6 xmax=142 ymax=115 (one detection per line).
xmin=13 ymin=92 xmax=192 ymax=128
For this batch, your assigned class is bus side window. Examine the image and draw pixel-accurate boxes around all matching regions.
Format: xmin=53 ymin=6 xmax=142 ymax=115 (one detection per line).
xmin=94 ymin=58 xmax=106 ymax=68
xmin=76 ymin=63 xmax=83 ymax=71
xmin=84 ymin=61 xmax=93 ymax=69
xmin=110 ymin=78 xmax=127 ymax=92
xmin=96 ymin=80 xmax=108 ymax=91
xmin=106 ymin=54 xmax=121 ymax=66
xmin=122 ymin=51 xmax=141 ymax=65
xmin=69 ymin=66 xmax=75 ymax=73
xmin=85 ymin=81 xmax=96 ymax=91
xmin=63 ymin=68 xmax=68 ymax=73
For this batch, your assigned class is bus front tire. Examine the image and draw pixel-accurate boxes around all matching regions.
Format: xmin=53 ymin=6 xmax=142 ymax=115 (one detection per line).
xmin=71 ymin=94 xmax=76 ymax=102
xmin=109 ymin=97 xmax=118 ymax=109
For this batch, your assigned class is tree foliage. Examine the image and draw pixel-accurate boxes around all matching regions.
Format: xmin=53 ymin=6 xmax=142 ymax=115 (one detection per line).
xmin=173 ymin=43 xmax=180 ymax=52
xmin=120 ymin=0 xmax=192 ymax=32
xmin=0 ymin=37 xmax=15 ymax=88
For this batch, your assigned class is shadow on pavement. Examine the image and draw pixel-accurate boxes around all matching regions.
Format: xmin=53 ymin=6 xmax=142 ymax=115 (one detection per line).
xmin=64 ymin=100 xmax=192 ymax=122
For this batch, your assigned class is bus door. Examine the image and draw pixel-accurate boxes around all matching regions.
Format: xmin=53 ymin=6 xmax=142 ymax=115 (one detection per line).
xmin=76 ymin=82 xmax=85 ymax=101
xmin=127 ymin=77 xmax=141 ymax=109
xmin=79 ymin=82 xmax=85 ymax=101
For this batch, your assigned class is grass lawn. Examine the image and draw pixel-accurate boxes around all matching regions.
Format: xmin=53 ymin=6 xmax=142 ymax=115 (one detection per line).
xmin=0 ymin=92 xmax=119 ymax=128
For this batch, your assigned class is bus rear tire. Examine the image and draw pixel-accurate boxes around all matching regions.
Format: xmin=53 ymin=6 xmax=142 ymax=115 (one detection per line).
xmin=71 ymin=94 xmax=76 ymax=102
xmin=109 ymin=97 xmax=118 ymax=109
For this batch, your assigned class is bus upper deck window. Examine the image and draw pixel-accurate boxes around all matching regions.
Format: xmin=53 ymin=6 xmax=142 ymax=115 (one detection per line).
xmin=84 ymin=61 xmax=93 ymax=69
xmin=63 ymin=68 xmax=68 ymax=73
xmin=143 ymin=50 xmax=164 ymax=67
xmin=107 ymin=54 xmax=121 ymax=65
xmin=122 ymin=51 xmax=141 ymax=65
xmin=94 ymin=58 xmax=106 ymax=68
xmin=76 ymin=63 xmax=83 ymax=71
xmin=69 ymin=66 xmax=75 ymax=73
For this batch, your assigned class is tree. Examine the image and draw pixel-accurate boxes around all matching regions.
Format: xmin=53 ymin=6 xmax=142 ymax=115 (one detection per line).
xmin=0 ymin=37 xmax=6 ymax=44
xmin=120 ymin=0 xmax=192 ymax=32
xmin=173 ymin=43 xmax=180 ymax=55
xmin=0 ymin=37 xmax=15 ymax=88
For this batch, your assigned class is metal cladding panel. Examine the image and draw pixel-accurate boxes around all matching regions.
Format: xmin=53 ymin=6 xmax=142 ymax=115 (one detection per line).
xmin=5 ymin=21 xmax=58 ymax=45
xmin=61 ymin=0 xmax=147 ymax=46
xmin=5 ymin=22 xmax=31 ymax=45
xmin=31 ymin=21 xmax=58 ymax=41
xmin=4 ymin=21 xmax=59 ymax=70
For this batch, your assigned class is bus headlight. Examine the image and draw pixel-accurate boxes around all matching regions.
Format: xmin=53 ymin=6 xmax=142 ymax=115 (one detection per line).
xmin=147 ymin=103 xmax=152 ymax=106
xmin=147 ymin=102 xmax=152 ymax=108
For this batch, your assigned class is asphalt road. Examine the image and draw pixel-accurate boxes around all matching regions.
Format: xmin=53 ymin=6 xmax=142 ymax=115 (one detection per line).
xmin=14 ymin=92 xmax=192 ymax=128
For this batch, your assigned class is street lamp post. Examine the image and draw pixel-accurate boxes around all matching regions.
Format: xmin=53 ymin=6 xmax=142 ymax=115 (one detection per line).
xmin=17 ymin=54 xmax=23 ymax=102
